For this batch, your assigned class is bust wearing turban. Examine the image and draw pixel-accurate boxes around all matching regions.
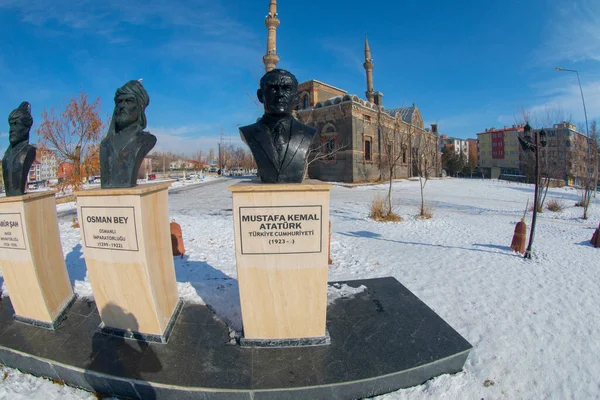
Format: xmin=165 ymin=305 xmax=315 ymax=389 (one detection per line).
xmin=2 ymin=102 xmax=36 ymax=196
xmin=100 ymin=80 xmax=156 ymax=189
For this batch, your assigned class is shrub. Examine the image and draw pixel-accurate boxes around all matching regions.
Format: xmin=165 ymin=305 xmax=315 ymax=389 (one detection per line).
xmin=575 ymin=191 xmax=591 ymax=208
xmin=370 ymin=195 xmax=402 ymax=222
xmin=419 ymin=208 xmax=434 ymax=219
xmin=546 ymin=198 xmax=565 ymax=212
xmin=529 ymin=203 xmax=543 ymax=213
xmin=370 ymin=195 xmax=385 ymax=220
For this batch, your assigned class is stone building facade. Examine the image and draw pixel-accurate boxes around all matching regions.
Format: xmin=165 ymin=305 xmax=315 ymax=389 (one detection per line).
xmin=294 ymin=40 xmax=439 ymax=183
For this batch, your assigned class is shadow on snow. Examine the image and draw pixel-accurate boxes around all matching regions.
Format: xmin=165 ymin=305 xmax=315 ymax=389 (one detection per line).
xmin=174 ymin=256 xmax=242 ymax=331
xmin=338 ymin=231 xmax=521 ymax=257
xmin=63 ymin=245 xmax=243 ymax=332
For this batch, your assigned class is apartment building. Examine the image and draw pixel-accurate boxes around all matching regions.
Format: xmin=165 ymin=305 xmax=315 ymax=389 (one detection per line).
xmin=439 ymin=135 xmax=470 ymax=160
xmin=478 ymin=122 xmax=598 ymax=184
xmin=477 ymin=125 xmax=524 ymax=178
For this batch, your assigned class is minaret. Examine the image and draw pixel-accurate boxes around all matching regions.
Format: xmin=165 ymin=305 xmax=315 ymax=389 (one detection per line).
xmin=364 ymin=35 xmax=375 ymax=103
xmin=263 ymin=0 xmax=280 ymax=72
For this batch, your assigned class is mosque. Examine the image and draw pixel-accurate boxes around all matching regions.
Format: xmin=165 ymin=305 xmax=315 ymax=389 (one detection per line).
xmin=262 ymin=0 xmax=440 ymax=183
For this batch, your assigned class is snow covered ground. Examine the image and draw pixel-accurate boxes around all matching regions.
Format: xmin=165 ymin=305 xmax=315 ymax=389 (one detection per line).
xmin=1 ymin=177 xmax=599 ymax=399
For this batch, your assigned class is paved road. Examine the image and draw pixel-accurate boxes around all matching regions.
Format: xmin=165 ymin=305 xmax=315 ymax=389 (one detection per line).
xmin=57 ymin=177 xmax=246 ymax=223
xmin=168 ymin=177 xmax=244 ymax=217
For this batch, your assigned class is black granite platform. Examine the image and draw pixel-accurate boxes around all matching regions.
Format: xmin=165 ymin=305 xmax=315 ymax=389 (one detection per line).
xmin=0 ymin=277 xmax=471 ymax=399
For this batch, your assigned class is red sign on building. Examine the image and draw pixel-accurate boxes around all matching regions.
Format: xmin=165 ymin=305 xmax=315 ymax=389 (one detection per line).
xmin=492 ymin=132 xmax=505 ymax=159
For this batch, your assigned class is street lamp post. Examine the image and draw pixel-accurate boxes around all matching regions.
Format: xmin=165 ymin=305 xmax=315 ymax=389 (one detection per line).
xmin=555 ymin=67 xmax=593 ymax=203
xmin=519 ymin=123 xmax=547 ymax=259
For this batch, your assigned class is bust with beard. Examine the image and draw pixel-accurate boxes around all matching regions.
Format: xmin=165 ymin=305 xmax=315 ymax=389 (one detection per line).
xmin=100 ymin=80 xmax=156 ymax=189
xmin=239 ymin=69 xmax=316 ymax=183
xmin=2 ymin=102 xmax=37 ymax=197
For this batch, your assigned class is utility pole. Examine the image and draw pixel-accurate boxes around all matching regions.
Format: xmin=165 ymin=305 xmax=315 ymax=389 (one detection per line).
xmin=219 ymin=127 xmax=225 ymax=171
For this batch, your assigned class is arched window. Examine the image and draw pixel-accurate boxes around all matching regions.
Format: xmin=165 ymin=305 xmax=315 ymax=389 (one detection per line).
xmin=321 ymin=124 xmax=337 ymax=160
xmin=303 ymin=95 xmax=309 ymax=109
xmin=365 ymin=138 xmax=372 ymax=161
xmin=326 ymin=137 xmax=336 ymax=159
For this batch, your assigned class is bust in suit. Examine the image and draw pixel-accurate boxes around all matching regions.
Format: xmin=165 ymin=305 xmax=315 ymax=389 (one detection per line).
xmin=239 ymin=69 xmax=316 ymax=183
xmin=100 ymin=80 xmax=156 ymax=189
xmin=2 ymin=102 xmax=36 ymax=197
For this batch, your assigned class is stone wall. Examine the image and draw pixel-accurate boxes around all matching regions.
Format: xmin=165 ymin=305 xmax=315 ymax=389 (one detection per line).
xmin=298 ymin=97 xmax=438 ymax=183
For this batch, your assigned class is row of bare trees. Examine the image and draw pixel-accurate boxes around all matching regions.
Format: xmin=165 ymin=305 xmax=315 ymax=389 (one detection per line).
xmin=379 ymin=111 xmax=438 ymax=218
xmin=148 ymin=145 xmax=256 ymax=175
xmin=217 ymin=144 xmax=257 ymax=171
xmin=299 ymin=104 xmax=439 ymax=220
xmin=298 ymin=104 xmax=439 ymax=219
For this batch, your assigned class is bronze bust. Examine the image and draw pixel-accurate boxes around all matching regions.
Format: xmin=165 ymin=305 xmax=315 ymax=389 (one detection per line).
xmin=239 ymin=69 xmax=316 ymax=183
xmin=2 ymin=102 xmax=36 ymax=197
xmin=100 ymin=80 xmax=156 ymax=189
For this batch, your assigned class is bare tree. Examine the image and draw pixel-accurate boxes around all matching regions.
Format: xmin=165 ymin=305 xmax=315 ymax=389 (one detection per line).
xmin=148 ymin=150 xmax=178 ymax=175
xmin=578 ymin=123 xmax=596 ymax=218
xmin=188 ymin=149 xmax=207 ymax=172
xmin=568 ymin=121 xmax=595 ymax=219
xmin=137 ymin=157 xmax=154 ymax=179
xmin=590 ymin=120 xmax=599 ymax=198
xmin=303 ymin=137 xmax=349 ymax=179
xmin=227 ymin=146 xmax=247 ymax=171
xmin=239 ymin=148 xmax=256 ymax=170
xmin=192 ymin=149 xmax=204 ymax=164
xmin=413 ymin=131 xmax=438 ymax=217
xmin=516 ymin=105 xmax=574 ymax=212
xmin=220 ymin=143 xmax=235 ymax=170
xmin=380 ymin=117 xmax=410 ymax=213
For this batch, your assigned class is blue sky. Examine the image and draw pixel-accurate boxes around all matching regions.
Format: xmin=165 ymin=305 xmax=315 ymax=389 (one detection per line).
xmin=1 ymin=0 xmax=599 ymax=154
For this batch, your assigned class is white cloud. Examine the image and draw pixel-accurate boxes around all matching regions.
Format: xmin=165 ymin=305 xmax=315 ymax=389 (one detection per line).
xmin=426 ymin=108 xmax=509 ymax=137
xmin=526 ymin=78 xmax=600 ymax=129
xmin=431 ymin=112 xmax=481 ymax=130
xmin=442 ymin=75 xmax=600 ymax=138
xmin=320 ymin=40 xmax=365 ymax=77
xmin=536 ymin=0 xmax=600 ymax=64
xmin=1 ymin=0 xmax=257 ymax=48
xmin=157 ymin=38 xmax=262 ymax=70
xmin=147 ymin=124 xmax=245 ymax=154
